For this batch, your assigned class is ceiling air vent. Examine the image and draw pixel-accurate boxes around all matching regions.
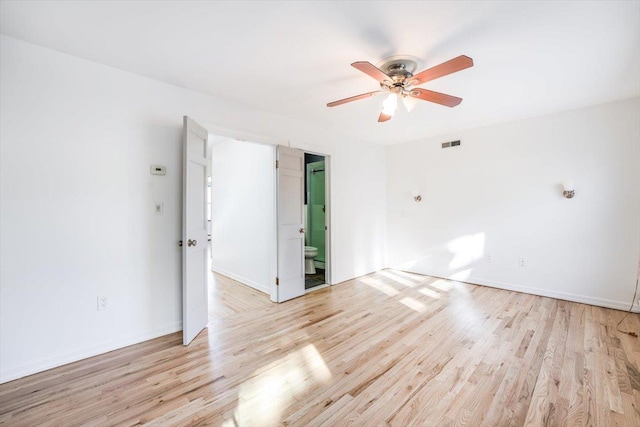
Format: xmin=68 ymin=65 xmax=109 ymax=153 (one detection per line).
xmin=441 ymin=140 xmax=461 ymax=149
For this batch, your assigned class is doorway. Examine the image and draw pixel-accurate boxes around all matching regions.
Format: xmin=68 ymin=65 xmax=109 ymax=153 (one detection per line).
xmin=207 ymin=140 xmax=331 ymax=303
xmin=208 ymin=135 xmax=276 ymax=297
xmin=304 ymin=153 xmax=328 ymax=290
xmin=276 ymin=146 xmax=331 ymax=301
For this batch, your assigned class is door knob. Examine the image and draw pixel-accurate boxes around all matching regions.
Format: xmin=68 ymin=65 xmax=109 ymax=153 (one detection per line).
xmin=188 ymin=239 xmax=197 ymax=247
xmin=299 ymin=228 xmax=305 ymax=234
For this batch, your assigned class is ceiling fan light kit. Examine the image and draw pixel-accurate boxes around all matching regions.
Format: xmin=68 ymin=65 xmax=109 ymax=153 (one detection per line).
xmin=327 ymin=54 xmax=474 ymax=123
xmin=381 ymin=93 xmax=398 ymax=117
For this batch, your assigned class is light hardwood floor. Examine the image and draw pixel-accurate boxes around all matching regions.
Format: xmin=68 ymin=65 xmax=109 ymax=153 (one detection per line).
xmin=1 ymin=270 xmax=639 ymax=426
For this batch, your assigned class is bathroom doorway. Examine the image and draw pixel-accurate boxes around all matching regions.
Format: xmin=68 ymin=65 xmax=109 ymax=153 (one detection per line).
xmin=304 ymin=152 xmax=329 ymax=290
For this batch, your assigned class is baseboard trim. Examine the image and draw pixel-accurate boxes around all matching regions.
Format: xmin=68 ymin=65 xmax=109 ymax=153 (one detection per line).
xmin=471 ymin=276 xmax=640 ymax=312
xmin=0 ymin=321 xmax=183 ymax=384
xmin=211 ymin=266 xmax=269 ymax=295
xmin=391 ymin=268 xmax=640 ymax=313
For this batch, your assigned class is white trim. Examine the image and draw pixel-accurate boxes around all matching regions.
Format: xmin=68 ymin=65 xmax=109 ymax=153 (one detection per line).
xmin=393 ymin=268 xmax=640 ymax=313
xmin=270 ymin=144 xmax=279 ymax=302
xmin=211 ymin=266 xmax=270 ymax=295
xmin=305 ymin=283 xmax=329 ymax=294
xmin=205 ymin=123 xmax=280 ymax=147
xmin=0 ymin=322 xmax=183 ymax=384
xmin=325 ymin=154 xmax=332 ymax=286
xmin=470 ymin=276 xmax=640 ymax=312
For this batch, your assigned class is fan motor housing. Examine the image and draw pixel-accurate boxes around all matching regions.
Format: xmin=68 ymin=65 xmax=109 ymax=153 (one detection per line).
xmin=377 ymin=55 xmax=420 ymax=84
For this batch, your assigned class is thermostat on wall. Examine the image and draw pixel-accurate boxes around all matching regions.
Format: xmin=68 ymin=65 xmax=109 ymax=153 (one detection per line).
xmin=150 ymin=165 xmax=166 ymax=175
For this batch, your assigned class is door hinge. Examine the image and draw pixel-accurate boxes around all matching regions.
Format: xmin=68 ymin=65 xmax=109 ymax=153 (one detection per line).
xmin=276 ymin=277 xmax=280 ymax=286
xmin=275 ymin=160 xmax=280 ymax=169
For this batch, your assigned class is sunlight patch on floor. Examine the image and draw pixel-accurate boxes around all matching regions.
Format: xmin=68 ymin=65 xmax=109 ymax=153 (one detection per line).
xmin=379 ymin=270 xmax=416 ymax=287
xmin=419 ymin=287 xmax=441 ymax=299
xmin=388 ymin=270 xmax=431 ymax=286
xmin=400 ymin=296 xmax=427 ymax=313
xmin=447 ymin=283 xmax=485 ymax=329
xmin=389 ymin=270 xmax=420 ymax=279
xmin=360 ymin=276 xmax=399 ymax=297
xmin=301 ymin=344 xmax=332 ymax=382
xmin=230 ymin=344 xmax=332 ymax=425
xmin=430 ymin=279 xmax=454 ymax=292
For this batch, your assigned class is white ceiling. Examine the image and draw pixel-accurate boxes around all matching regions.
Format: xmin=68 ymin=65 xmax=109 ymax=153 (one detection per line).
xmin=1 ymin=1 xmax=639 ymax=145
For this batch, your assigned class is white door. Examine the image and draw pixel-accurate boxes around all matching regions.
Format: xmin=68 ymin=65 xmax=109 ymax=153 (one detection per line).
xmin=182 ymin=116 xmax=209 ymax=345
xmin=277 ymin=146 xmax=305 ymax=302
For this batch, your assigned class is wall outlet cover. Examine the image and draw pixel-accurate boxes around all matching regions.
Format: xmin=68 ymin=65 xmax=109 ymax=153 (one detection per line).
xmin=150 ymin=165 xmax=166 ymax=175
xmin=155 ymin=202 xmax=164 ymax=215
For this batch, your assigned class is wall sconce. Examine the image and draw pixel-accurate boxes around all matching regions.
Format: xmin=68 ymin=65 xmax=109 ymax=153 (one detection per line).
xmin=411 ymin=190 xmax=422 ymax=202
xmin=562 ymin=181 xmax=575 ymax=199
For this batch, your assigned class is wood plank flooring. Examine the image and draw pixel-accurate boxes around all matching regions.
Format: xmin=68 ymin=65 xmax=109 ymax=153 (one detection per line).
xmin=1 ymin=270 xmax=639 ymax=426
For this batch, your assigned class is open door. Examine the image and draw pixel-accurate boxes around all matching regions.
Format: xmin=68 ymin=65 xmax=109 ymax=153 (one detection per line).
xmin=182 ymin=116 xmax=209 ymax=345
xmin=276 ymin=146 xmax=305 ymax=302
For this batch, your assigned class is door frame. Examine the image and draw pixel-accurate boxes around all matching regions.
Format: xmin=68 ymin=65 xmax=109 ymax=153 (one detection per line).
xmin=271 ymin=145 xmax=333 ymax=301
xmin=301 ymin=149 xmax=332 ymax=293
xmin=202 ymin=123 xmax=333 ymax=303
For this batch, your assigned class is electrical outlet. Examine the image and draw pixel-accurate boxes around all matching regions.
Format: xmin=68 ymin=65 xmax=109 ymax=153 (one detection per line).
xmin=154 ymin=202 xmax=164 ymax=215
xmin=519 ymin=257 xmax=526 ymax=267
xmin=486 ymin=254 xmax=493 ymax=263
xmin=150 ymin=165 xmax=166 ymax=175
xmin=97 ymin=296 xmax=108 ymax=311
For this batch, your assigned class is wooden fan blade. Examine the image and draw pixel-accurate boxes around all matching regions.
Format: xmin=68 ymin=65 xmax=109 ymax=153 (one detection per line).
xmin=410 ymin=88 xmax=462 ymax=107
xmin=408 ymin=55 xmax=473 ymax=86
xmin=378 ymin=112 xmax=392 ymax=122
xmin=351 ymin=61 xmax=392 ymax=84
xmin=327 ymin=91 xmax=381 ymax=107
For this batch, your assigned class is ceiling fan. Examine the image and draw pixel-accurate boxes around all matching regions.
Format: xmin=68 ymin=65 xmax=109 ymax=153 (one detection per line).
xmin=327 ymin=55 xmax=474 ymax=122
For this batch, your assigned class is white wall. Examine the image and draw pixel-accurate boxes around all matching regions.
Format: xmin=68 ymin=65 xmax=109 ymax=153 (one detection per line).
xmin=387 ymin=97 xmax=640 ymax=311
xmin=0 ymin=35 xmax=386 ymax=382
xmin=209 ymin=139 xmax=275 ymax=294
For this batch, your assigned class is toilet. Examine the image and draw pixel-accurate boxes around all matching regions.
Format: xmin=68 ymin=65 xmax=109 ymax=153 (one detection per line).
xmin=304 ymin=246 xmax=318 ymax=274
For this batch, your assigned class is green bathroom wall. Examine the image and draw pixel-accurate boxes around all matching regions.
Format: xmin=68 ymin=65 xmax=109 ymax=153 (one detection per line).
xmin=307 ymin=160 xmax=325 ymax=263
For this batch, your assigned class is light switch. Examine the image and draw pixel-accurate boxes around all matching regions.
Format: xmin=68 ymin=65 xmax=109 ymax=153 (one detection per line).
xmin=155 ymin=202 xmax=164 ymax=215
xmin=150 ymin=165 xmax=166 ymax=175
